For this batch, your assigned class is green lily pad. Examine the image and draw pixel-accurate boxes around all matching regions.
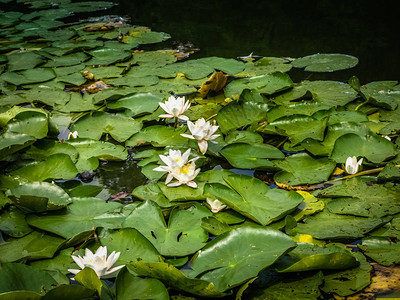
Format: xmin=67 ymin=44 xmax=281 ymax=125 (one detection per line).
xmin=262 ymin=115 xmax=328 ymax=145
xmin=360 ymin=81 xmax=400 ymax=110
xmin=99 ymin=228 xmax=160 ymax=265
xmin=126 ymin=125 xmax=190 ymax=147
xmin=86 ymin=48 xmax=132 ymax=66
xmin=23 ymin=140 xmax=78 ymax=162
xmin=65 ymin=138 xmax=128 ymax=172
xmin=224 ymin=130 xmax=264 ymax=144
xmin=26 ymin=197 xmax=124 ymax=239
xmin=5 ymin=111 xmax=48 ymax=139
xmin=287 ymin=210 xmax=392 ymax=239
xmin=7 ymin=182 xmax=71 ymax=213
xmin=195 ymin=56 xmax=245 ymax=74
xmin=0 ymin=263 xmax=59 ymax=294
xmin=44 ymin=52 xmax=88 ymax=68
xmin=60 ymin=1 xmax=114 ymax=12
xmin=128 ymin=261 xmax=229 ymax=298
xmin=7 ymin=51 xmax=45 ymax=72
xmin=224 ymin=72 xmax=293 ymax=100
xmin=217 ymin=100 xmax=268 ymax=134
xmin=10 ymin=153 xmax=78 ymax=182
xmin=0 ymin=68 xmax=56 ymax=85
xmin=321 ymin=252 xmax=372 ymax=296
xmin=123 ymin=201 xmax=211 ymax=256
xmin=0 ymin=231 xmax=65 ymax=263
xmin=358 ymin=236 xmax=400 ymax=266
xmin=71 ymin=112 xmax=142 ymax=142
xmin=317 ymin=178 xmax=400 ymax=218
xmin=274 ymin=243 xmax=357 ymax=272
xmin=107 ymin=93 xmax=162 ymax=117
xmin=273 ymin=153 xmax=336 ymax=186
xmin=29 ymin=248 xmax=77 ymax=275
xmin=236 ymin=57 xmax=293 ymax=77
xmin=188 ymin=227 xmax=296 ymax=292
xmin=330 ymin=132 xmax=397 ymax=163
xmin=0 ymin=132 xmax=36 ymax=160
xmin=292 ymin=53 xmax=358 ymax=72
xmin=220 ymin=143 xmax=284 ymax=169
xmin=380 ymin=105 xmax=400 ymax=135
xmin=116 ymin=267 xmax=169 ymax=300
xmin=205 ymin=174 xmax=304 ymax=225
xmin=246 ymin=271 xmax=324 ymax=300
xmin=0 ymin=206 xmax=32 ymax=238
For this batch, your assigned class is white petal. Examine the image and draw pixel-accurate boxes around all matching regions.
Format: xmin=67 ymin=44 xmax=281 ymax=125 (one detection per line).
xmin=178 ymin=115 xmax=189 ymax=121
xmin=95 ymin=246 xmax=107 ymax=257
xmin=165 ymin=173 xmax=174 ymax=184
xmin=104 ymin=264 xmax=125 ymax=276
xmin=68 ymin=269 xmax=81 ymax=275
xmin=167 ymin=181 xmax=183 ymax=187
xmin=106 ymin=251 xmax=120 ymax=269
xmin=158 ymin=114 xmax=173 ymax=119
xmin=187 ymin=181 xmax=197 ymax=188
xmin=153 ymin=166 xmax=168 ymax=172
xmin=182 ymin=148 xmax=191 ymax=162
xmin=72 ymin=255 xmax=85 ymax=270
xmin=198 ymin=140 xmax=208 ymax=154
xmin=181 ymin=133 xmax=195 ymax=139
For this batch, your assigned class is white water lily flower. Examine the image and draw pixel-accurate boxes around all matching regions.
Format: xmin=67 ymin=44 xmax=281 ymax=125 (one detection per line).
xmin=68 ymin=130 xmax=78 ymax=139
xmin=181 ymin=118 xmax=220 ymax=154
xmin=168 ymin=161 xmax=200 ymax=188
xmin=383 ymin=135 xmax=391 ymax=141
xmin=153 ymin=149 xmax=199 ymax=184
xmin=206 ymin=198 xmax=227 ymax=213
xmin=345 ymin=156 xmax=363 ymax=175
xmin=68 ymin=246 xmax=124 ymax=278
xmin=158 ymin=95 xmax=190 ymax=121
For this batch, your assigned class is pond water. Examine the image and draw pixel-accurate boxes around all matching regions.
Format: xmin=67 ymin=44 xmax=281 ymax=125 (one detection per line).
xmin=111 ymin=0 xmax=400 ymax=83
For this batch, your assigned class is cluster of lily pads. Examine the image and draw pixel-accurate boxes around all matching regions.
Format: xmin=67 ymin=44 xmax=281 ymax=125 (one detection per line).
xmin=1 ymin=0 xmax=400 ymax=299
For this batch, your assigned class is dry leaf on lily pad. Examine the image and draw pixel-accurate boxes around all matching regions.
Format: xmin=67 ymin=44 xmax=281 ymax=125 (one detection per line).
xmin=198 ymin=71 xmax=228 ymax=98
xmin=334 ymin=263 xmax=400 ymax=300
xmin=81 ymin=81 xmax=109 ymax=94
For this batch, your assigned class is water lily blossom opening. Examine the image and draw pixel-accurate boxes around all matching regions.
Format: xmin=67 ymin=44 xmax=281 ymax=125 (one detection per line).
xmin=181 ymin=118 xmax=220 ymax=154
xmin=153 ymin=149 xmax=199 ymax=184
xmin=168 ymin=161 xmax=200 ymax=188
xmin=206 ymin=198 xmax=227 ymax=213
xmin=158 ymin=95 xmax=190 ymax=121
xmin=345 ymin=156 xmax=363 ymax=175
xmin=68 ymin=246 xmax=124 ymax=278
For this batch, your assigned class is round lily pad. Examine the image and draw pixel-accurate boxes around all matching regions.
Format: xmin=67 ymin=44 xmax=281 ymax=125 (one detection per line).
xmin=292 ymin=53 xmax=359 ymax=72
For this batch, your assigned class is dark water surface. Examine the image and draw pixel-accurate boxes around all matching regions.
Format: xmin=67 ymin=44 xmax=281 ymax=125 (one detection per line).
xmin=111 ymin=0 xmax=399 ymax=83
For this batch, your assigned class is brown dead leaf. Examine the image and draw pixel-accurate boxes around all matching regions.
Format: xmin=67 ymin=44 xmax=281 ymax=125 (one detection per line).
xmin=334 ymin=263 xmax=400 ymax=300
xmin=83 ymin=22 xmax=115 ymax=32
xmin=81 ymin=81 xmax=109 ymax=94
xmin=198 ymin=71 xmax=228 ymax=98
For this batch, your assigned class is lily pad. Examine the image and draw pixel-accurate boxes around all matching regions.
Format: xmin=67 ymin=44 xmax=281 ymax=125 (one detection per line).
xmin=292 ymin=53 xmax=358 ymax=72
xmin=71 ymin=112 xmax=142 ymax=142
xmin=0 ymin=231 xmax=65 ymax=263
xmin=273 ymin=243 xmax=357 ymax=272
xmin=128 ymin=261 xmax=228 ymax=298
xmin=205 ymin=174 xmax=304 ymax=225
xmin=287 ymin=210 xmax=392 ymax=239
xmin=0 ymin=206 xmax=32 ymax=238
xmin=107 ymin=92 xmax=162 ymax=117
xmin=359 ymin=81 xmax=400 ymax=110
xmin=224 ymin=72 xmax=293 ymax=100
xmin=99 ymin=228 xmax=160 ymax=265
xmin=26 ymin=197 xmax=124 ymax=239
xmin=188 ymin=227 xmax=296 ymax=292
xmin=7 ymin=51 xmax=45 ymax=72
xmin=7 ymin=182 xmax=71 ymax=213
xmin=126 ymin=125 xmax=190 ymax=147
xmin=195 ymin=56 xmax=245 ymax=74
xmin=216 ymin=100 xmax=268 ymax=134
xmin=273 ymin=153 xmax=336 ymax=186
xmin=5 ymin=111 xmax=48 ymax=139
xmin=236 ymin=57 xmax=293 ymax=77
xmin=220 ymin=143 xmax=284 ymax=169
xmin=116 ymin=267 xmax=169 ymax=300
xmin=86 ymin=48 xmax=132 ymax=66
xmin=358 ymin=237 xmax=400 ymax=266
xmin=123 ymin=201 xmax=211 ymax=256
xmin=0 ymin=68 xmax=56 ymax=85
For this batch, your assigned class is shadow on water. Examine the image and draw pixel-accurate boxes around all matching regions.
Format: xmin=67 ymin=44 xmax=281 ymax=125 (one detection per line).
xmin=110 ymin=0 xmax=399 ymax=83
